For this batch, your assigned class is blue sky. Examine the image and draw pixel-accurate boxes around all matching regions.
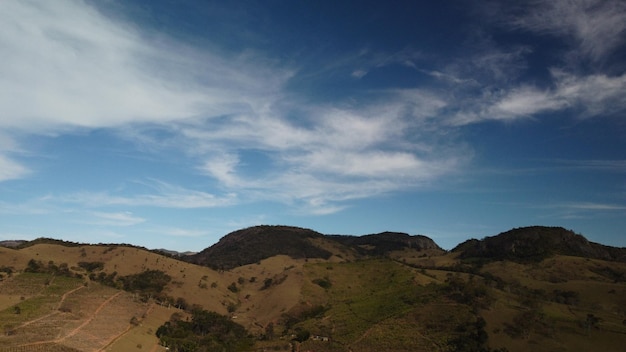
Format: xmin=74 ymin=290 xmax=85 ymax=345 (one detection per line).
xmin=1 ymin=0 xmax=625 ymax=251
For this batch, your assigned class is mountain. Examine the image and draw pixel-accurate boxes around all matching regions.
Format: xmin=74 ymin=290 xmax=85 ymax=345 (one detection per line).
xmin=329 ymin=231 xmax=442 ymax=256
xmin=0 ymin=240 xmax=27 ymax=248
xmin=188 ymin=226 xmax=444 ymax=270
xmin=453 ymin=226 xmax=626 ymax=262
xmin=153 ymin=249 xmax=197 ymax=257
xmin=188 ymin=225 xmax=339 ymax=270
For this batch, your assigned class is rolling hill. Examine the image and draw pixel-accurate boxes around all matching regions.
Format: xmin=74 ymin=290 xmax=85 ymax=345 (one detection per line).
xmin=0 ymin=225 xmax=624 ymax=352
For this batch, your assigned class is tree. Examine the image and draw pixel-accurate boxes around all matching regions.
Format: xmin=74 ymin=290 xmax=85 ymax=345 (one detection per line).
xmin=227 ymin=282 xmax=239 ymax=293
xmin=584 ymin=314 xmax=601 ymax=335
xmin=175 ymin=297 xmax=189 ymax=310
xmin=293 ymin=328 xmax=310 ymax=342
xmin=156 ymin=309 xmax=253 ymax=352
xmin=264 ymin=322 xmax=275 ymax=340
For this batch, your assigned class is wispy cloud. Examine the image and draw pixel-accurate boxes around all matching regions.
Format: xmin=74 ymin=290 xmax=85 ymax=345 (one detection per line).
xmin=188 ymin=91 xmax=462 ymax=214
xmin=552 ymin=159 xmax=626 ymax=172
xmin=0 ymin=155 xmax=29 ymax=182
xmin=436 ymin=0 xmax=626 ymax=125
xmin=535 ymin=201 xmax=626 ymax=220
xmin=447 ymin=62 xmax=626 ymax=125
xmin=0 ymin=134 xmax=29 ymax=182
xmin=46 ymin=180 xmax=237 ymax=209
xmin=561 ymin=202 xmax=626 ymax=211
xmin=89 ymin=211 xmax=146 ymax=226
xmin=0 ymin=0 xmax=290 ymax=132
xmin=508 ymin=0 xmax=626 ymax=63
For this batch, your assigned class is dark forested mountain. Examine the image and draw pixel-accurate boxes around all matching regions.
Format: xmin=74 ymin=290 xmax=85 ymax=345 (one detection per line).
xmin=187 ymin=226 xmax=445 ymax=270
xmin=329 ymin=231 xmax=442 ymax=256
xmin=187 ymin=225 xmax=336 ymax=270
xmin=453 ymin=226 xmax=626 ymax=262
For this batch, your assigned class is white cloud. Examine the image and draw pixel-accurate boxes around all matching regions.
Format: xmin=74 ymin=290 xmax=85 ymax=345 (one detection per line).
xmin=539 ymin=201 xmax=626 ymax=219
xmin=509 ymin=0 xmax=626 ymax=62
xmin=0 ymin=155 xmax=29 ymax=182
xmin=554 ymin=159 xmax=626 ymax=172
xmin=47 ymin=180 xmax=237 ymax=209
xmin=176 ymin=89 xmax=462 ymax=214
xmin=156 ymin=227 xmax=212 ymax=238
xmin=201 ymin=154 xmax=241 ymax=187
xmin=351 ymin=70 xmax=367 ymax=78
xmin=563 ymin=202 xmax=626 ymax=211
xmin=0 ymin=0 xmax=290 ymax=132
xmin=449 ymin=69 xmax=626 ymax=124
xmin=90 ymin=211 xmax=146 ymax=226
xmin=0 ymin=134 xmax=29 ymax=181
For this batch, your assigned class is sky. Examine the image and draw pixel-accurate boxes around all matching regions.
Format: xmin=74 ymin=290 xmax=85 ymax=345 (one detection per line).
xmin=1 ymin=0 xmax=625 ymax=252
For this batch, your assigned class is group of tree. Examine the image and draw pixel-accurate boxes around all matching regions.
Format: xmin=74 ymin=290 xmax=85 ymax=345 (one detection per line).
xmin=156 ymin=309 xmax=254 ymax=352
xmin=88 ymin=269 xmax=171 ymax=301
xmin=24 ymin=259 xmax=74 ymax=277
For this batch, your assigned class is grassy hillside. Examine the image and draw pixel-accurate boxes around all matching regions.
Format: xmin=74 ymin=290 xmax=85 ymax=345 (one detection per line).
xmin=0 ymin=226 xmax=625 ymax=351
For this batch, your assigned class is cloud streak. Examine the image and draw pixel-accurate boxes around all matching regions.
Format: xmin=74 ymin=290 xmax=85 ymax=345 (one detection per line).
xmin=46 ymin=180 xmax=237 ymax=209
xmin=0 ymin=0 xmax=290 ymax=132
xmin=509 ymin=0 xmax=626 ymax=62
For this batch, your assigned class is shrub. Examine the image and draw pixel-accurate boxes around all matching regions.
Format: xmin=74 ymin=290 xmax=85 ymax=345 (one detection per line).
xmin=227 ymin=282 xmax=239 ymax=293
xmin=312 ymin=277 xmax=332 ymax=289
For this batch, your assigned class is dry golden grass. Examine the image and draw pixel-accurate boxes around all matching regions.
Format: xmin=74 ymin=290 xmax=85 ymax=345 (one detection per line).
xmin=478 ymin=255 xmax=626 ymax=352
xmin=228 ymin=255 xmax=307 ymax=332
xmin=104 ymin=304 xmax=179 ymax=352
xmin=0 ymin=246 xmax=30 ymax=271
xmin=5 ymin=244 xmax=242 ymax=313
xmin=3 ymin=243 xmax=317 ymax=343
xmin=3 ymin=241 xmax=625 ymax=352
xmin=397 ymin=250 xmax=460 ymax=268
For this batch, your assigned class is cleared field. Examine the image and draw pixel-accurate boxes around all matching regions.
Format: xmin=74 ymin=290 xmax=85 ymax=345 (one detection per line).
xmin=0 ymin=273 xmax=150 ymax=352
xmin=104 ymin=305 xmax=177 ymax=352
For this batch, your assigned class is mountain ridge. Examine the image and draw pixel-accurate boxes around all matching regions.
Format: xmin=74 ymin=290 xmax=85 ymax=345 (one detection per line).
xmin=453 ymin=226 xmax=626 ymax=262
xmin=4 ymin=225 xmax=625 ymax=268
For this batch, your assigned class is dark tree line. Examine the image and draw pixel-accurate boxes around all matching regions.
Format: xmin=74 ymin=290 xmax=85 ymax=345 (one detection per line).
xmin=156 ymin=309 xmax=254 ymax=352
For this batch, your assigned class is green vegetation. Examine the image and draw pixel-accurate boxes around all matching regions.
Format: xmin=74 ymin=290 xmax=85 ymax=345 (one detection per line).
xmin=77 ymin=261 xmax=104 ymax=272
xmin=0 ymin=273 xmax=84 ymax=334
xmin=156 ymin=309 xmax=254 ymax=352
xmin=24 ymin=259 xmax=73 ymax=277
xmin=88 ymin=269 xmax=171 ymax=302
xmin=312 ymin=277 xmax=332 ymax=289
xmin=118 ymin=270 xmax=171 ymax=295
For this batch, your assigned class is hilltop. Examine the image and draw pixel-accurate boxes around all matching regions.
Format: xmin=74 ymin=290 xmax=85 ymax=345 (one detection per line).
xmin=329 ymin=231 xmax=442 ymax=255
xmin=187 ymin=225 xmax=339 ymax=270
xmin=453 ymin=226 xmax=626 ymax=263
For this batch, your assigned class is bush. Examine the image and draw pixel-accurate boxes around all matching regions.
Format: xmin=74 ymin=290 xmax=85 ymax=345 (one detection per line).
xmin=78 ymin=261 xmax=105 ymax=272
xmin=227 ymin=282 xmax=239 ymax=293
xmin=312 ymin=278 xmax=332 ymax=289
xmin=261 ymin=278 xmax=273 ymax=290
